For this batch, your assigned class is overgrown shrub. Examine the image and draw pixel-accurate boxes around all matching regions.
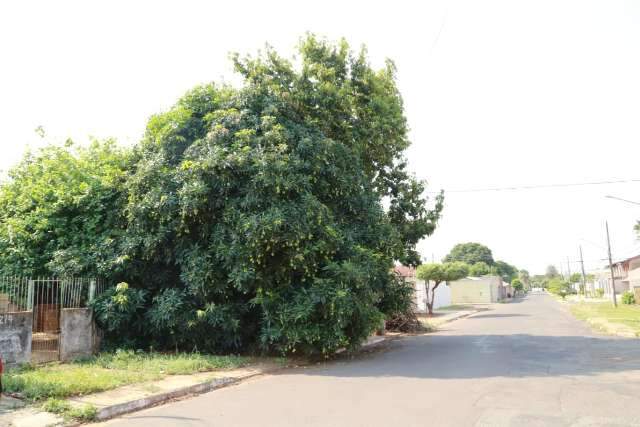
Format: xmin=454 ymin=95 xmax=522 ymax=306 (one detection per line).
xmin=595 ymin=288 xmax=605 ymax=298
xmin=90 ymin=283 xmax=148 ymax=348
xmin=1 ymin=36 xmax=442 ymax=357
xmin=622 ymin=291 xmax=636 ymax=305
xmin=547 ymin=278 xmax=572 ymax=298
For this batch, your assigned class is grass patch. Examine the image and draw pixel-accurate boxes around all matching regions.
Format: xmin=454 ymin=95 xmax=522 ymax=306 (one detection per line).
xmin=570 ymin=302 xmax=640 ymax=336
xmin=4 ymin=350 xmax=249 ymax=401
xmin=42 ymin=398 xmax=97 ymax=422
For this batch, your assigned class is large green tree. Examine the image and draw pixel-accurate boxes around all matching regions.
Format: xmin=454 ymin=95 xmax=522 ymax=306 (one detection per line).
xmin=443 ymin=242 xmax=494 ymax=265
xmin=494 ymin=260 xmax=518 ymax=283
xmin=89 ymin=35 xmax=442 ymax=356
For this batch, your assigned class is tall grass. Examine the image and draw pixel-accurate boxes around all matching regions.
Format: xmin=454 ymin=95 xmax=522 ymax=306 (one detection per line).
xmin=4 ymin=350 xmax=249 ymax=401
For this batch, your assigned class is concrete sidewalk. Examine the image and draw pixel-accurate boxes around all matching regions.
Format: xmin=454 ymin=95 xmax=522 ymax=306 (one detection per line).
xmin=0 ymin=362 xmax=284 ymax=427
xmin=418 ymin=307 xmax=483 ymax=329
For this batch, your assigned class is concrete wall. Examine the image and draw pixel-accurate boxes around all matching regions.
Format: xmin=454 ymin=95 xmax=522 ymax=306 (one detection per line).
xmin=410 ymin=279 xmax=452 ymax=312
xmin=0 ymin=311 xmax=32 ymax=366
xmin=450 ymin=276 xmax=502 ymax=304
xmin=60 ymin=308 xmax=97 ymax=361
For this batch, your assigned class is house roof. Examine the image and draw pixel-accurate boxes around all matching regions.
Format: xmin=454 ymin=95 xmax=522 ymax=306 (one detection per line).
xmin=394 ymin=265 xmax=416 ymax=278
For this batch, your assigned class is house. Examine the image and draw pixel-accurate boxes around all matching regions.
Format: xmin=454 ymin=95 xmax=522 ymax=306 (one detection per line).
xmin=449 ymin=275 xmax=503 ymax=304
xmin=588 ymin=254 xmax=640 ymax=299
xmin=393 ymin=265 xmax=451 ymax=312
xmin=501 ymin=281 xmax=514 ymax=299
xmin=609 ymin=255 xmax=640 ymax=297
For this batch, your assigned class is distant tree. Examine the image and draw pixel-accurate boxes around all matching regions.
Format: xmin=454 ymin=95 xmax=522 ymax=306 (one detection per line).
xmin=531 ymin=274 xmax=548 ymax=289
xmin=545 ymin=265 xmax=560 ymax=279
xmin=511 ymin=278 xmax=524 ymax=295
xmin=518 ymin=269 xmax=530 ymax=288
xmin=469 ymin=262 xmax=491 ymax=276
xmin=547 ymin=278 xmax=572 ymax=299
xmin=569 ymin=272 xmax=582 ymax=284
xmin=495 ymin=260 xmax=518 ymax=283
xmin=416 ymin=262 xmax=469 ymax=315
xmin=443 ymin=242 xmax=494 ymax=266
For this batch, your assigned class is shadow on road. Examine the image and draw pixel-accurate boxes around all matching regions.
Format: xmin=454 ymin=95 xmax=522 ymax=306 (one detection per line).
xmin=286 ymin=333 xmax=640 ymax=380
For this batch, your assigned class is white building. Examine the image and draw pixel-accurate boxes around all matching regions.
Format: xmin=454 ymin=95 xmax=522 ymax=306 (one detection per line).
xmin=394 ymin=265 xmax=451 ymax=312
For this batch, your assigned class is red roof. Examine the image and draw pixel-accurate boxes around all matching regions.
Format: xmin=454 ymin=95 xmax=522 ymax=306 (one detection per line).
xmin=394 ymin=265 xmax=416 ymax=278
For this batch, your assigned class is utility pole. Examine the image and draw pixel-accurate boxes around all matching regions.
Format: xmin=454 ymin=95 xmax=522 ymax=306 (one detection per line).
xmin=606 ymin=221 xmax=618 ymax=307
xmin=579 ymin=246 xmax=587 ymax=297
xmin=567 ymin=257 xmax=571 ymax=279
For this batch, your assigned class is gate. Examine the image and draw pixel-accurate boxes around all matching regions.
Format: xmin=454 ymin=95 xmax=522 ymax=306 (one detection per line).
xmin=31 ymin=279 xmax=62 ymax=363
xmin=31 ymin=278 xmax=104 ymax=363
xmin=0 ymin=277 xmax=107 ymax=364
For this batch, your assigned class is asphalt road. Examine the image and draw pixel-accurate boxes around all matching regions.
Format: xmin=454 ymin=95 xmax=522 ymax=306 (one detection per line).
xmin=101 ymin=293 xmax=640 ymax=426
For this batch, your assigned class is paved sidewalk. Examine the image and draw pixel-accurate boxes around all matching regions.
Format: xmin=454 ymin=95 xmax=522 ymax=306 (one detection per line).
xmin=0 ymin=362 xmax=283 ymax=427
xmin=419 ymin=307 xmax=483 ymax=329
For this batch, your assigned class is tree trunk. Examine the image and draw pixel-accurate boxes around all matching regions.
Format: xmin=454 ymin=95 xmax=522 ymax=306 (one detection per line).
xmin=426 ymin=281 xmax=441 ymax=316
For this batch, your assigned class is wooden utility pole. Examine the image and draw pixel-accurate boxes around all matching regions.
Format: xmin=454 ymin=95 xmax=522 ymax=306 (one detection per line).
xmin=606 ymin=221 xmax=618 ymax=307
xmin=567 ymin=257 xmax=571 ymax=279
xmin=579 ymin=246 xmax=587 ymax=296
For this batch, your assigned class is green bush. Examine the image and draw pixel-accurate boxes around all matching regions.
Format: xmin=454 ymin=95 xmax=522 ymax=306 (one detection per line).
xmin=548 ymin=278 xmax=572 ymax=299
xmin=596 ymin=288 xmax=605 ymax=298
xmin=0 ymin=36 xmax=442 ymax=357
xmin=622 ymin=291 xmax=636 ymax=305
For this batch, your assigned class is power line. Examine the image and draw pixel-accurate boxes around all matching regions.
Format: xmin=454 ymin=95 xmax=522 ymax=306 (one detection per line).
xmin=430 ymin=178 xmax=640 ymax=194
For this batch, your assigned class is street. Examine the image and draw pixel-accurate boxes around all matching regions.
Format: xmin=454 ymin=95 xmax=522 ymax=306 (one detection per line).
xmin=100 ymin=294 xmax=640 ymax=426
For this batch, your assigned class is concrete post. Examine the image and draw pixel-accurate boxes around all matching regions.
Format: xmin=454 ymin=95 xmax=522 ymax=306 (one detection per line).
xmin=27 ymin=280 xmax=34 ymax=311
xmin=88 ymin=280 xmax=96 ymax=303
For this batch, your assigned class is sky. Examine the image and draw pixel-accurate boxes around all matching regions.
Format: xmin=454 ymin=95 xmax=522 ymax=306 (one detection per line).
xmin=1 ymin=0 xmax=639 ymax=275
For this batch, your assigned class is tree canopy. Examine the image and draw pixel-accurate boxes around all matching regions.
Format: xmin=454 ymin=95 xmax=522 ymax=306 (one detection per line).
xmin=494 ymin=260 xmax=518 ymax=283
xmin=469 ymin=262 xmax=492 ymax=276
xmin=443 ymin=242 xmax=494 ymax=265
xmin=0 ymin=35 xmax=443 ymax=357
xmin=545 ymin=265 xmax=560 ymax=279
xmin=0 ymin=140 xmax=129 ymax=277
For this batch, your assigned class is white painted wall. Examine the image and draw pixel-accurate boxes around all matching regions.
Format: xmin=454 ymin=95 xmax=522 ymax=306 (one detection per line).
xmin=413 ymin=279 xmax=451 ymax=312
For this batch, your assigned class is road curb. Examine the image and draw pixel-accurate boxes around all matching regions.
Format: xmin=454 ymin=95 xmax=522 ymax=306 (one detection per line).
xmin=69 ymin=369 xmax=277 ymax=423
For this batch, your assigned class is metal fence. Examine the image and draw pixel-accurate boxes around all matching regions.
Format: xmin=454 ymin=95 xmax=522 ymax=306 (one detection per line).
xmin=0 ymin=277 xmax=110 ymax=363
xmin=0 ymin=277 xmax=109 ymax=313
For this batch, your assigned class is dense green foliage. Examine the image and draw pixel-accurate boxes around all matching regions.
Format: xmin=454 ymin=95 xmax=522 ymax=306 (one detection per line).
xmin=443 ymin=242 xmax=494 ymax=265
xmin=547 ymin=278 xmax=572 ymax=298
xmin=0 ymin=36 xmax=442 ymax=356
xmin=494 ymin=260 xmax=518 ymax=283
xmin=511 ymin=278 xmax=523 ymax=294
xmin=469 ymin=262 xmax=492 ymax=276
xmin=443 ymin=242 xmax=518 ymax=282
xmin=0 ymin=140 xmax=129 ymax=277
xmin=621 ymin=291 xmax=636 ymax=305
